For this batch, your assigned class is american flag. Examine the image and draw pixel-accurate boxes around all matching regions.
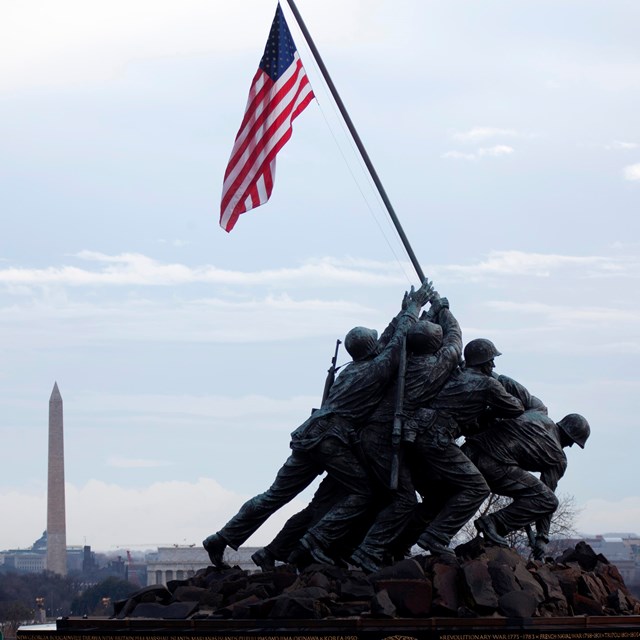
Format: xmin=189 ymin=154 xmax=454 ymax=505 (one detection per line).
xmin=220 ymin=4 xmax=315 ymax=232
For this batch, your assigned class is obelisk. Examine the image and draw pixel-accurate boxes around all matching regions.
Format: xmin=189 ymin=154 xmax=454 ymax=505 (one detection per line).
xmin=46 ymin=382 xmax=67 ymax=576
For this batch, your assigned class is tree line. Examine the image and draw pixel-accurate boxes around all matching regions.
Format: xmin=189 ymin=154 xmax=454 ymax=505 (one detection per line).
xmin=0 ymin=572 xmax=137 ymax=638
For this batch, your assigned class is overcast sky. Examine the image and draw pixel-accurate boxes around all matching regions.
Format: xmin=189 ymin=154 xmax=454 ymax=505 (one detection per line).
xmin=1 ymin=0 xmax=639 ymax=554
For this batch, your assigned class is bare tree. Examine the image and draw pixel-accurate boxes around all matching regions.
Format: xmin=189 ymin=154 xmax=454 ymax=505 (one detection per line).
xmin=452 ymin=492 xmax=582 ymax=558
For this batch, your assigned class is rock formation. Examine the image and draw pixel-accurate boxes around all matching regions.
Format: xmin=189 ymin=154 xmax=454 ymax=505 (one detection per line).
xmin=113 ymin=541 xmax=640 ymax=620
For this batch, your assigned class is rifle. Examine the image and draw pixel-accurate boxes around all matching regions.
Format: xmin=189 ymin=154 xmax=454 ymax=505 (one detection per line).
xmin=389 ymin=336 xmax=408 ymax=491
xmin=321 ymin=339 xmax=342 ymax=406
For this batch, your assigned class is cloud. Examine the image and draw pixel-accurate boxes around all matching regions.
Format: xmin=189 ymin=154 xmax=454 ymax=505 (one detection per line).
xmin=442 ymin=145 xmax=515 ymax=161
xmin=0 ymin=253 xmax=418 ymax=348
xmin=623 ymin=163 xmax=640 ymax=181
xmin=0 ymin=1 xmax=294 ymax=91
xmin=76 ymin=392 xmax=318 ymax=428
xmin=4 ymin=249 xmax=639 ymax=301
xmin=157 ymin=239 xmax=190 ymax=248
xmin=547 ymin=58 xmax=640 ymax=93
xmin=0 ymin=295 xmax=374 ymax=347
xmin=106 ymin=457 xmax=173 ymax=469
xmin=440 ymin=250 xmax=640 ymax=279
xmin=445 ymin=125 xmax=527 ymax=161
xmin=478 ymin=145 xmax=514 ymax=157
xmin=606 ymin=140 xmax=639 ymax=150
xmin=0 ymin=252 xmax=407 ymax=288
xmin=452 ymin=127 xmax=519 ymax=143
xmin=0 ymin=478 xmax=312 ymax=551
xmin=4 ymin=479 xmax=637 ymax=553
xmin=486 ymin=300 xmax=640 ymax=327
xmin=2 ymin=249 xmax=639 ymax=349
xmin=0 ymin=489 xmax=46 ymax=549
xmin=0 ymin=0 xmax=384 ymax=92
xmin=441 ymin=150 xmax=477 ymax=161
xmin=577 ymin=497 xmax=640 ymax=537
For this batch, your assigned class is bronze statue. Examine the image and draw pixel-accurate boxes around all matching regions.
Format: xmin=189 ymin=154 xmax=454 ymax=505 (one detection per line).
xmin=463 ymin=374 xmax=590 ymax=559
xmin=202 ymin=281 xmax=434 ymax=568
xmin=349 ymin=293 xmax=463 ymax=571
xmin=203 ymin=283 xmax=592 ymax=573
xmin=405 ymin=339 xmax=525 ymax=557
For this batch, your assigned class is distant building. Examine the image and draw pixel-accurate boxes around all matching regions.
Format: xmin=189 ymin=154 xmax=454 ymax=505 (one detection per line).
xmin=3 ymin=529 xmax=639 ymax=596
xmin=1 ymin=533 xmax=48 ymax=574
xmin=67 ymin=546 xmax=87 ymax=573
xmin=0 ymin=536 xmax=120 ymax=580
xmin=1 ymin=550 xmax=46 ymax=573
xmin=145 ymin=546 xmax=260 ymax=586
xmin=551 ymin=533 xmax=640 ymax=594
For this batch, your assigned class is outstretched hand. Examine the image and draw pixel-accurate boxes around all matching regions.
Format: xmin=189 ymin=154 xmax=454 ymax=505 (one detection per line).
xmin=401 ymin=287 xmax=414 ymax=311
xmin=409 ymin=279 xmax=435 ymax=307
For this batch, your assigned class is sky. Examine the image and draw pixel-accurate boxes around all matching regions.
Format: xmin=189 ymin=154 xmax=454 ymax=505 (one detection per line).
xmin=1 ymin=0 xmax=639 ymax=554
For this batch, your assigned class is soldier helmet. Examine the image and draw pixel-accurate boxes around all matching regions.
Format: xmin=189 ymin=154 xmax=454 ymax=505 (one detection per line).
xmin=344 ymin=326 xmax=379 ymax=361
xmin=463 ymin=338 xmax=502 ymax=366
xmin=556 ymin=414 xmax=591 ymax=449
xmin=407 ymin=320 xmax=443 ymax=355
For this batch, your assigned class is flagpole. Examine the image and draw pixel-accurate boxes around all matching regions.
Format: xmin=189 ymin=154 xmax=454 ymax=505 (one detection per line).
xmin=284 ymin=0 xmax=426 ymax=283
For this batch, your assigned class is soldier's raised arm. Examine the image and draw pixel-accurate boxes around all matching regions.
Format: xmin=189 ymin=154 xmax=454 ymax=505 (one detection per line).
xmin=497 ymin=374 xmax=548 ymax=414
xmin=486 ymin=377 xmax=525 ymax=418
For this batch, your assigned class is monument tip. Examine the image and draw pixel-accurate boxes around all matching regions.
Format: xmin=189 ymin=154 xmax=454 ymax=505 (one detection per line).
xmin=50 ymin=381 xmax=62 ymax=401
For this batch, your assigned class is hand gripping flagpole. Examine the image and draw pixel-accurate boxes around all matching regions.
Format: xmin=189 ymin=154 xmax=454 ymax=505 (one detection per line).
xmin=284 ymin=0 xmax=426 ymax=283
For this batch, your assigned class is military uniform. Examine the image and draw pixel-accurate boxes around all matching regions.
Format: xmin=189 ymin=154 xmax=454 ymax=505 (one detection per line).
xmin=351 ymin=302 xmax=463 ymax=566
xmin=214 ymin=303 xmax=420 ymax=554
xmin=408 ymin=365 xmax=525 ymax=550
xmin=462 ymin=408 xmax=567 ymax=540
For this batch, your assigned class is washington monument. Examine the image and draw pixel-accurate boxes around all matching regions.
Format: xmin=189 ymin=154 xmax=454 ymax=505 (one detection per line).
xmin=47 ymin=382 xmax=67 ymax=576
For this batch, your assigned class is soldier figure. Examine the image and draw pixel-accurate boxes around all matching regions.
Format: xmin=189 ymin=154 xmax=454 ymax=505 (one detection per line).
xmin=406 ymin=338 xmax=525 ymax=557
xmin=463 ymin=397 xmax=590 ymax=559
xmin=202 ymin=281 xmax=433 ymax=567
xmin=349 ymin=293 xmax=463 ymax=571
xmin=249 ymin=476 xmax=345 ymax=571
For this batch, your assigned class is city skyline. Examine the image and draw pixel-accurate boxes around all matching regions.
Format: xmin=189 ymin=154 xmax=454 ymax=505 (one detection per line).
xmin=1 ymin=0 xmax=639 ymax=551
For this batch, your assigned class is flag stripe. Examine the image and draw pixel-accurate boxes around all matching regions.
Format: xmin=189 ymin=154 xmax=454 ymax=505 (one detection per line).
xmin=220 ymin=74 xmax=313 ymax=225
xmin=222 ymin=71 xmax=272 ymax=181
xmin=222 ymin=56 xmax=310 ymax=205
xmin=221 ymin=74 xmax=313 ymax=229
xmin=221 ymin=77 xmax=313 ymax=223
xmin=220 ymin=7 xmax=314 ymax=232
xmin=224 ymin=65 xmax=309 ymax=192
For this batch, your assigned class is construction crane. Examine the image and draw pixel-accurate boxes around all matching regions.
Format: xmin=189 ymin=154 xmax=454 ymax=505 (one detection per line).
xmin=112 ymin=542 xmax=196 ymax=549
xmin=126 ymin=550 xmax=141 ymax=587
xmin=112 ymin=543 xmax=173 ymax=548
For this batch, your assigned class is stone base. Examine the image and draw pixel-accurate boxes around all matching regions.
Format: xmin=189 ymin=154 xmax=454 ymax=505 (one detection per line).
xmin=17 ymin=616 xmax=640 ymax=640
